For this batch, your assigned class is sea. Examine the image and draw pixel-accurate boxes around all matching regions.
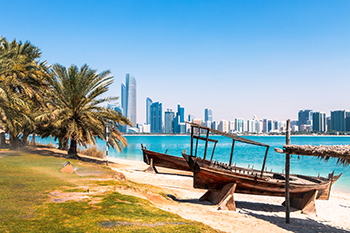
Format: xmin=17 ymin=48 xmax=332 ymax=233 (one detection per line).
xmin=33 ymin=135 xmax=350 ymax=193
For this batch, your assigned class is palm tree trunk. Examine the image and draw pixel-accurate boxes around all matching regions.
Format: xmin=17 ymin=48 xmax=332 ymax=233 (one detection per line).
xmin=9 ymin=133 xmax=20 ymax=150
xmin=68 ymin=138 xmax=77 ymax=157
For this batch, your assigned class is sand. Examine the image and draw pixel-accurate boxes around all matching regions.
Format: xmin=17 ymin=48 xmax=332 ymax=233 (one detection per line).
xmin=108 ymin=157 xmax=350 ymax=233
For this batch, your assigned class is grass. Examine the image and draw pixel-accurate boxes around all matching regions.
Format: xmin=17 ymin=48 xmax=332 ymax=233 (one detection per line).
xmin=0 ymin=149 xmax=219 ymax=232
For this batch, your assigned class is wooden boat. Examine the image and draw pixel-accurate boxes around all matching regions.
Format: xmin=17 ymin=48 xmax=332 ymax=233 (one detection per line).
xmin=141 ymin=144 xmax=192 ymax=173
xmin=182 ymin=122 xmax=342 ymax=215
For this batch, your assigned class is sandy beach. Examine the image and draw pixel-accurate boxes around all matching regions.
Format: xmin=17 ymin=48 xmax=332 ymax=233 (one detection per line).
xmin=108 ymin=157 xmax=350 ymax=233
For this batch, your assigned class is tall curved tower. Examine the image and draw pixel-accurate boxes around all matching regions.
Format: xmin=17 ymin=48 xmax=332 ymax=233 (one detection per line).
xmin=125 ymin=74 xmax=137 ymax=128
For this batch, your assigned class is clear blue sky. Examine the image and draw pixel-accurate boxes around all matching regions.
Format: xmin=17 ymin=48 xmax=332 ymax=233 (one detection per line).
xmin=2 ymin=0 xmax=350 ymax=124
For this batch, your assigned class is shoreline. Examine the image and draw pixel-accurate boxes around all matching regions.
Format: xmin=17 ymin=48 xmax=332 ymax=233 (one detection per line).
xmin=124 ymin=134 xmax=350 ymax=137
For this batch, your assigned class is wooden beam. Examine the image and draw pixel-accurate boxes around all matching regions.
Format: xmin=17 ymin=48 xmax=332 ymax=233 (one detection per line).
xmin=144 ymin=158 xmax=158 ymax=174
xmin=229 ymin=140 xmax=235 ymax=166
xmin=192 ymin=135 xmax=218 ymax=143
xmin=195 ymin=127 xmax=200 ymax=157
xmin=190 ymin=126 xmax=194 ymax=156
xmin=203 ymin=129 xmax=210 ymax=160
xmin=285 ymin=119 xmax=291 ymax=224
xmin=210 ymin=142 xmax=217 ymax=161
xmin=260 ymin=146 xmax=270 ymax=177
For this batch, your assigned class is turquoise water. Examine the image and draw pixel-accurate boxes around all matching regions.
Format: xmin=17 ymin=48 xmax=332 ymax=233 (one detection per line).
xmin=34 ymin=135 xmax=350 ymax=193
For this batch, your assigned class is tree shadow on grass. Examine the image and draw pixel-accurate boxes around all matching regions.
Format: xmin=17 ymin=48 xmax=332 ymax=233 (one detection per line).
xmin=23 ymin=147 xmax=66 ymax=158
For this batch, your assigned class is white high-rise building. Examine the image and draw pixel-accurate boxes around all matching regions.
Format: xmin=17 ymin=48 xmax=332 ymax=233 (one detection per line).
xmin=220 ymin=120 xmax=229 ymax=133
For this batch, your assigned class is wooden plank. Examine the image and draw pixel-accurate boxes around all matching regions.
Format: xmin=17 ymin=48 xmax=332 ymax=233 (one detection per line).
xmin=210 ymin=142 xmax=217 ymax=161
xmin=260 ymin=146 xmax=269 ymax=177
xmin=193 ymin=135 xmax=218 ymax=143
xmin=290 ymin=190 xmax=318 ymax=217
xmin=195 ymin=127 xmax=200 ymax=157
xmin=190 ymin=126 xmax=194 ymax=156
xmin=285 ymin=119 xmax=291 ymax=224
xmin=229 ymin=140 xmax=235 ymax=166
xmin=203 ymin=129 xmax=210 ymax=160
xmin=144 ymin=158 xmax=158 ymax=174
xmin=217 ymin=183 xmax=237 ymax=211
xmin=186 ymin=121 xmax=269 ymax=147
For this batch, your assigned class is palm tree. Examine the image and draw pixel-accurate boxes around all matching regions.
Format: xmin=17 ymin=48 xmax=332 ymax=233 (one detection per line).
xmin=41 ymin=63 xmax=132 ymax=157
xmin=0 ymin=36 xmax=50 ymax=148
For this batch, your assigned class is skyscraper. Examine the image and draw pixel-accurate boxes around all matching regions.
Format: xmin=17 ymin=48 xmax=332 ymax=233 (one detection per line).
xmin=298 ymin=110 xmax=313 ymax=129
xmin=235 ymin=118 xmax=244 ymax=132
xmin=146 ymin=97 xmax=153 ymax=125
xmin=312 ymin=112 xmax=326 ymax=132
xmin=164 ymin=109 xmax=174 ymax=133
xmin=188 ymin=114 xmax=194 ymax=122
xmin=331 ymin=110 xmax=346 ymax=132
xmin=121 ymin=84 xmax=126 ymax=115
xmin=150 ymin=102 xmax=162 ymax=133
xmin=204 ymin=108 xmax=213 ymax=122
xmin=121 ymin=74 xmax=137 ymax=132
xmin=177 ymin=104 xmax=184 ymax=123
xmin=346 ymin=112 xmax=350 ymax=132
xmin=174 ymin=104 xmax=185 ymax=133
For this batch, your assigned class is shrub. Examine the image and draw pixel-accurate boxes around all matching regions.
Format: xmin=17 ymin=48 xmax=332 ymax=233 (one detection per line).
xmin=80 ymin=146 xmax=105 ymax=159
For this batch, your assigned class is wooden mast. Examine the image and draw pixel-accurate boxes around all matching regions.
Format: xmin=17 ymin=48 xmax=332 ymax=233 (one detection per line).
xmin=285 ymin=119 xmax=291 ymax=223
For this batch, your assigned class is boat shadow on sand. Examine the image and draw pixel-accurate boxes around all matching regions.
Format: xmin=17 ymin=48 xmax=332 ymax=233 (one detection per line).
xmin=243 ymin=210 xmax=348 ymax=233
xmin=167 ymin=196 xmax=348 ymax=232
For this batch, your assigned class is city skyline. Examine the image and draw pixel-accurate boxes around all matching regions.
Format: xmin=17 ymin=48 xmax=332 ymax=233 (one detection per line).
xmin=2 ymin=1 xmax=350 ymax=123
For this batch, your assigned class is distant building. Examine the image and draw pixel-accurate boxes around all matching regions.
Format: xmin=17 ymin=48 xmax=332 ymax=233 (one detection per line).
xmin=188 ymin=114 xmax=194 ymax=122
xmin=174 ymin=104 xmax=185 ymax=133
xmin=121 ymin=74 xmax=137 ymax=132
xmin=177 ymin=104 xmax=185 ymax=123
xmin=220 ymin=120 xmax=229 ymax=133
xmin=312 ymin=112 xmax=326 ymax=132
xmin=292 ymin=125 xmax=299 ymax=131
xmin=150 ymin=102 xmax=162 ymax=133
xmin=211 ymin=121 xmax=220 ymax=130
xmin=298 ymin=110 xmax=313 ymax=130
xmin=346 ymin=112 xmax=350 ymax=132
xmin=121 ymin=84 xmax=126 ymax=115
xmin=204 ymin=108 xmax=213 ymax=122
xmin=331 ymin=110 xmax=346 ymax=132
xmin=143 ymin=124 xmax=150 ymax=133
xmin=229 ymin=121 xmax=235 ymax=133
xmin=300 ymin=124 xmax=312 ymax=132
xmin=235 ymin=118 xmax=244 ymax=133
xmin=146 ymin=97 xmax=153 ymax=125
xmin=164 ymin=109 xmax=175 ymax=133
xmin=326 ymin=117 xmax=331 ymax=132
xmin=263 ymin=119 xmax=268 ymax=133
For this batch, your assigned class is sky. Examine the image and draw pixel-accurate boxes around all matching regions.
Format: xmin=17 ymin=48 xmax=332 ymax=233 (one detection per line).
xmin=1 ymin=0 xmax=350 ymax=124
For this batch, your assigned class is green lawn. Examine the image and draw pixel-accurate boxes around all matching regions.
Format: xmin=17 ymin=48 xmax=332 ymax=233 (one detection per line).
xmin=0 ymin=149 xmax=219 ymax=232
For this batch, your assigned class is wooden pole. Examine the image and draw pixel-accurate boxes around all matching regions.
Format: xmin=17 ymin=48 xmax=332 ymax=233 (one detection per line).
xmin=190 ymin=126 xmax=194 ymax=156
xmin=210 ymin=142 xmax=217 ymax=161
xmin=260 ymin=146 xmax=269 ymax=177
xmin=285 ymin=119 xmax=291 ymax=223
xmin=229 ymin=140 xmax=235 ymax=166
xmin=195 ymin=127 xmax=200 ymax=157
xmin=203 ymin=129 xmax=210 ymax=160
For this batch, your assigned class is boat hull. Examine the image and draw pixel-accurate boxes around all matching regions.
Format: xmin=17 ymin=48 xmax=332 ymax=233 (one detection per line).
xmin=183 ymin=153 xmax=337 ymax=199
xmin=142 ymin=148 xmax=192 ymax=172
